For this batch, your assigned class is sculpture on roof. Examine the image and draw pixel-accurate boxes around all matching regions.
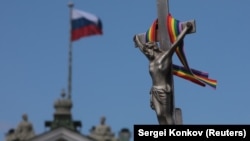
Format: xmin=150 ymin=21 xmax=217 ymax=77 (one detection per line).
xmin=89 ymin=116 xmax=117 ymax=141
xmin=15 ymin=114 xmax=35 ymax=141
xmin=5 ymin=114 xmax=35 ymax=141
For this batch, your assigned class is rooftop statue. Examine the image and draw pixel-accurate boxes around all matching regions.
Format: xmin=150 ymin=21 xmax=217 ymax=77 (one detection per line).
xmin=89 ymin=116 xmax=117 ymax=141
xmin=5 ymin=114 xmax=35 ymax=141
xmin=15 ymin=114 xmax=35 ymax=141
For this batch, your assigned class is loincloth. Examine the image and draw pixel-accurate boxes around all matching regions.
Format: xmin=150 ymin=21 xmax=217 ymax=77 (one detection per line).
xmin=150 ymin=87 xmax=168 ymax=110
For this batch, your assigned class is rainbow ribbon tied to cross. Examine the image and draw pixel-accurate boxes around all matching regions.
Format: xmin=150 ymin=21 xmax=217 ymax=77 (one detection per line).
xmin=145 ymin=14 xmax=217 ymax=89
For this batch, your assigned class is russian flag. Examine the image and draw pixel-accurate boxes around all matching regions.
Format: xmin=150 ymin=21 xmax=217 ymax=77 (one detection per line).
xmin=71 ymin=9 xmax=103 ymax=41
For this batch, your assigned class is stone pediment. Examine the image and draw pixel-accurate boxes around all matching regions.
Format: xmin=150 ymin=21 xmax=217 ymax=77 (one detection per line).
xmin=29 ymin=127 xmax=94 ymax=141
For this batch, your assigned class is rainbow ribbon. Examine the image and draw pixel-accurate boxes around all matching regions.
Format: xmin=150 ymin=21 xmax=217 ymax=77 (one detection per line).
xmin=145 ymin=14 xmax=217 ymax=89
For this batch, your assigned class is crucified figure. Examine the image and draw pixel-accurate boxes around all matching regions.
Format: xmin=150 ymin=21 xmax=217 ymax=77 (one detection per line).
xmin=133 ymin=22 xmax=192 ymax=125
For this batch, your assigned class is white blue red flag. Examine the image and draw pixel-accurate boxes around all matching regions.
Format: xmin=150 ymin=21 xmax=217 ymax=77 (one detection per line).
xmin=71 ymin=9 xmax=102 ymax=41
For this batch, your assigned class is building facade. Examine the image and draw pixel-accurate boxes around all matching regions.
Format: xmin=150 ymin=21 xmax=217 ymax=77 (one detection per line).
xmin=5 ymin=90 xmax=131 ymax=141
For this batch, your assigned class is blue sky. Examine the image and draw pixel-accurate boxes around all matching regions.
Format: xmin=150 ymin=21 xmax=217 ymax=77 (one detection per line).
xmin=1 ymin=0 xmax=250 ymax=140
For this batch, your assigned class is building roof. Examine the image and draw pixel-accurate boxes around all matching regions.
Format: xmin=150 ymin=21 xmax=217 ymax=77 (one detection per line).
xmin=29 ymin=127 xmax=94 ymax=141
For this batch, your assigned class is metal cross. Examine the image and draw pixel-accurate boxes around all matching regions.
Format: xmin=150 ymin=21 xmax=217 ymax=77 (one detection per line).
xmin=157 ymin=0 xmax=196 ymax=124
xmin=157 ymin=0 xmax=196 ymax=50
xmin=133 ymin=0 xmax=197 ymax=125
xmin=156 ymin=0 xmax=196 ymax=124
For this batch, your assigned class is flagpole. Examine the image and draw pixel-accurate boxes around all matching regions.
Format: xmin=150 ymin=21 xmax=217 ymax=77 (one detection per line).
xmin=68 ymin=1 xmax=74 ymax=99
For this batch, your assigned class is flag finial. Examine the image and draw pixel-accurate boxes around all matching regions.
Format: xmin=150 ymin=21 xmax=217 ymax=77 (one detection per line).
xmin=68 ymin=1 xmax=74 ymax=8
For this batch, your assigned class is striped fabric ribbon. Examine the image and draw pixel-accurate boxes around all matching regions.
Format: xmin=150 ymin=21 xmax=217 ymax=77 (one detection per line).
xmin=145 ymin=14 xmax=217 ymax=89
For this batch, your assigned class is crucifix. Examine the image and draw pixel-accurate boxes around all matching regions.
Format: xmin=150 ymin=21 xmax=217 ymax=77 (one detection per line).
xmin=133 ymin=0 xmax=196 ymax=125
